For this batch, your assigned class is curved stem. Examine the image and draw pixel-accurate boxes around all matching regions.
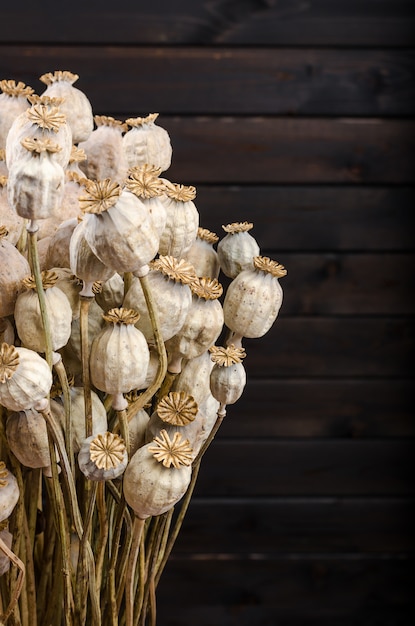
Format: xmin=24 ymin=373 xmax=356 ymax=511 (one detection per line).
xmin=80 ymin=296 xmax=93 ymax=438
xmin=116 ymin=409 xmax=130 ymax=457
xmin=53 ymin=356 xmax=74 ymax=474
xmin=0 ymin=537 xmax=25 ymax=625
xmin=125 ymin=517 xmax=145 ymax=626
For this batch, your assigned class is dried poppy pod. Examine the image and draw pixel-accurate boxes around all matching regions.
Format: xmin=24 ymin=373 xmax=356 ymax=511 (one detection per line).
xmin=79 ymin=179 xmax=159 ymax=276
xmin=69 ymin=216 xmax=115 ymax=297
xmin=45 ymin=217 xmax=79 ymax=270
xmin=165 ymin=277 xmax=224 ymax=373
xmin=172 ymin=349 xmax=215 ymax=406
xmin=0 ymin=176 xmax=25 ymax=245
xmin=14 ymin=271 xmax=72 ymax=359
xmin=146 ymin=390 xmax=199 ymax=444
xmin=7 ymin=136 xmax=65 ymax=226
xmin=89 ymin=307 xmax=150 ymax=410
xmin=123 ymin=113 xmax=172 ymax=173
xmin=0 ymin=462 xmax=19 ymax=523
xmin=78 ymin=431 xmax=128 ymax=481
xmin=0 ymin=343 xmax=52 ymax=412
xmin=0 ymin=318 xmax=14 ymax=345
xmin=65 ymin=386 xmax=108 ymax=454
xmin=0 ymin=79 xmax=34 ymax=148
xmin=0 ymin=148 xmax=7 ymax=176
xmin=217 ymin=222 xmax=260 ymax=278
xmin=95 ymin=272 xmax=124 ymax=313
xmin=158 ymin=183 xmax=199 ymax=259
xmin=123 ymin=430 xmax=193 ymax=519
xmin=125 ymin=391 xmax=150 ymax=456
xmin=6 ymin=406 xmax=52 ymax=471
xmin=184 ymin=227 xmax=220 ymax=279
xmin=6 ymin=101 xmax=72 ymax=170
xmin=223 ymin=256 xmax=287 ymax=346
xmin=209 ymin=345 xmax=247 ymax=414
xmin=0 ymin=226 xmax=31 ymax=317
xmin=123 ymin=256 xmax=195 ymax=344
xmin=125 ymin=164 xmax=167 ymax=236
xmin=66 ymin=298 xmax=106 ymax=371
xmin=39 ymin=71 xmax=93 ymax=143
xmin=79 ymin=115 xmax=128 ymax=183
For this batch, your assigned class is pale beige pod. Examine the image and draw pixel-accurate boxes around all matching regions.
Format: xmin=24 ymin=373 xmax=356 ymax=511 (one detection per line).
xmin=14 ymin=271 xmax=72 ymax=357
xmin=217 ymin=222 xmax=260 ymax=278
xmin=89 ymin=308 xmax=150 ymax=410
xmin=223 ymin=256 xmax=287 ymax=346
xmin=79 ymin=179 xmax=159 ymax=276
xmin=6 ymin=407 xmax=52 ymax=470
xmin=123 ymin=113 xmax=172 ymax=173
xmin=39 ymin=71 xmax=93 ymax=143
xmin=0 ymin=226 xmax=31 ymax=318
xmin=165 ymin=277 xmax=224 ymax=373
xmin=0 ymin=343 xmax=52 ymax=412
xmin=0 ymin=148 xmax=7 ymax=176
xmin=94 ymin=272 xmax=125 ymax=313
xmin=123 ymin=430 xmax=192 ymax=519
xmin=172 ymin=350 xmax=214 ymax=406
xmin=79 ymin=115 xmax=128 ymax=183
xmin=123 ymin=256 xmax=195 ymax=344
xmin=125 ymin=392 xmax=150 ymax=456
xmin=0 ymin=176 xmax=24 ymax=244
xmin=209 ymin=345 xmax=247 ymax=411
xmin=45 ymin=217 xmax=79 ymax=270
xmin=49 ymin=268 xmax=83 ymax=319
xmin=158 ymin=183 xmax=199 ymax=259
xmin=0 ymin=318 xmax=14 ymax=345
xmin=7 ymin=137 xmax=65 ymax=224
xmin=184 ymin=227 xmax=220 ymax=279
xmin=78 ymin=432 xmax=128 ymax=481
xmin=0 ymin=462 xmax=19 ymax=523
xmin=68 ymin=386 xmax=108 ymax=454
xmin=191 ymin=391 xmax=220 ymax=458
xmin=0 ymin=80 xmax=34 ymax=148
xmin=67 ymin=297 xmax=106 ymax=366
xmin=145 ymin=391 xmax=199 ymax=445
xmin=125 ymin=164 xmax=167 ymax=237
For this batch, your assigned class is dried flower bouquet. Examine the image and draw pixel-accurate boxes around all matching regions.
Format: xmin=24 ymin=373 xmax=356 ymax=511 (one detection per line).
xmin=0 ymin=74 xmax=286 ymax=626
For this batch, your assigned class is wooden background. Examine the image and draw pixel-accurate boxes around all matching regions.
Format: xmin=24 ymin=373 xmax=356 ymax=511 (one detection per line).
xmin=1 ymin=1 xmax=414 ymax=624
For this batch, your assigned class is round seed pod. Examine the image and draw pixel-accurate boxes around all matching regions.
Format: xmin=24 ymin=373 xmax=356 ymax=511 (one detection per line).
xmin=0 ymin=176 xmax=24 ymax=245
xmin=14 ymin=270 xmax=72 ymax=355
xmin=44 ymin=217 xmax=78 ymax=270
xmin=184 ymin=227 xmax=220 ymax=279
xmin=223 ymin=256 xmax=287 ymax=346
xmin=94 ymin=272 xmax=124 ymax=313
xmin=0 ymin=226 xmax=31 ymax=317
xmin=123 ymin=113 xmax=172 ymax=173
xmin=0 ymin=462 xmax=19 ymax=522
xmin=0 ymin=343 xmax=52 ymax=413
xmin=78 ymin=432 xmax=128 ymax=481
xmin=0 ymin=80 xmax=34 ymax=149
xmin=123 ymin=430 xmax=192 ymax=519
xmin=0 ymin=318 xmax=14 ymax=345
xmin=124 ymin=164 xmax=167 ymax=237
xmin=6 ymin=406 xmax=51 ymax=470
xmin=217 ymin=222 xmax=260 ymax=278
xmin=172 ymin=349 xmax=215 ymax=406
xmin=67 ymin=386 xmax=108 ymax=454
xmin=165 ymin=277 xmax=224 ymax=373
xmin=79 ymin=115 xmax=128 ymax=183
xmin=39 ymin=71 xmax=93 ymax=144
xmin=191 ymin=392 xmax=220 ymax=458
xmin=158 ymin=183 xmax=199 ymax=259
xmin=145 ymin=391 xmax=199 ymax=445
xmin=209 ymin=345 xmax=247 ymax=408
xmin=89 ymin=308 xmax=150 ymax=408
xmin=123 ymin=256 xmax=195 ymax=344
xmin=79 ymin=179 xmax=159 ymax=276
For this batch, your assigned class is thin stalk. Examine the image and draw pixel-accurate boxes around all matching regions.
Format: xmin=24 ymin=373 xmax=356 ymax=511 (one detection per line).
xmin=138 ymin=516 xmax=164 ymax=626
xmin=116 ymin=409 xmax=130 ymax=457
xmin=106 ymin=488 xmax=129 ymax=626
xmin=76 ymin=481 xmax=98 ymax=626
xmin=123 ymin=272 xmax=133 ymax=297
xmin=0 ymin=538 xmax=25 ymax=625
xmin=36 ymin=502 xmax=56 ymax=623
xmin=53 ymin=357 xmax=74 ymax=474
xmin=22 ymin=510 xmax=37 ymax=626
xmin=27 ymin=469 xmax=41 ymax=548
xmin=43 ymin=540 xmax=63 ymax=626
xmin=133 ymin=529 xmax=146 ymax=626
xmin=80 ymin=297 xmax=93 ymax=438
xmin=95 ymin=481 xmax=108 ymax=598
xmin=155 ymin=371 xmax=178 ymax=403
xmin=125 ymin=517 xmax=145 ymax=626
xmin=17 ymin=526 xmax=28 ymax=626
xmin=27 ymin=226 xmax=53 ymax=368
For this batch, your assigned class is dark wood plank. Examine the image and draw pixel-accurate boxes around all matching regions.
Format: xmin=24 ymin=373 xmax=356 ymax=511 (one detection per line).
xmin=173 ymin=497 xmax=414 ymax=553
xmin=196 ymin=186 xmax=415 ymax=252
xmin=219 ymin=379 xmax=414 ymax=439
xmin=240 ymin=318 xmax=414 ymax=378
xmin=278 ymin=253 xmax=415 ymax=315
xmin=1 ymin=47 xmax=414 ymax=115
xmin=156 ymin=557 xmax=413 ymax=626
xmin=1 ymin=1 xmax=414 ymax=45
xmin=193 ymin=440 xmax=413 ymax=496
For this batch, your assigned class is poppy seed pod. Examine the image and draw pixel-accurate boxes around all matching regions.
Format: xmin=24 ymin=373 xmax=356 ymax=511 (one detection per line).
xmin=0 ymin=343 xmax=52 ymax=412
xmin=217 ymin=222 xmax=260 ymax=278
xmin=79 ymin=115 xmax=128 ymax=183
xmin=0 ymin=176 xmax=25 ymax=245
xmin=0 ymin=462 xmax=19 ymax=522
xmin=209 ymin=344 xmax=247 ymax=408
xmin=184 ymin=227 xmax=220 ymax=279
xmin=123 ymin=113 xmax=172 ymax=173
xmin=125 ymin=164 xmax=167 ymax=237
xmin=158 ymin=183 xmax=199 ymax=259
xmin=0 ymin=79 xmax=34 ymax=149
xmin=78 ymin=432 xmax=128 ymax=481
xmin=0 ymin=226 xmax=31 ymax=318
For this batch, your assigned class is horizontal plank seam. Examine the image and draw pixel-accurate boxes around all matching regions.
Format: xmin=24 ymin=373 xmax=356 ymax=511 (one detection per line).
xmin=187 ymin=496 xmax=415 ymax=504
xmin=168 ymin=552 xmax=413 ymax=561
xmin=1 ymin=43 xmax=415 ymax=51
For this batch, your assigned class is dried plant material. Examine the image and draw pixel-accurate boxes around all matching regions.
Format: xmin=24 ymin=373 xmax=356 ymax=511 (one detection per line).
xmin=125 ymin=164 xmax=166 ymax=199
xmin=94 ymin=115 xmax=127 ymax=131
xmin=90 ymin=432 xmax=126 ymax=470
xmin=0 ymin=462 xmax=8 ymax=488
xmin=0 ymin=80 xmax=34 ymax=98
xmin=164 ymin=183 xmax=196 ymax=202
xmin=79 ymin=178 xmax=121 ymax=214
xmin=125 ymin=113 xmax=159 ymax=128
xmin=39 ymin=71 xmax=79 ymax=85
xmin=253 ymin=255 xmax=287 ymax=278
xmin=148 ymin=430 xmax=193 ymax=468
xmin=21 ymin=136 xmax=61 ymax=154
xmin=22 ymin=270 xmax=59 ymax=290
xmin=0 ymin=225 xmax=8 ymax=240
xmin=222 ymin=222 xmax=253 ymax=233
xmin=103 ymin=307 xmax=141 ymax=325
xmin=26 ymin=104 xmax=66 ymax=132
xmin=152 ymin=255 xmax=196 ymax=284
xmin=190 ymin=277 xmax=223 ymax=300
xmin=69 ymin=145 xmax=87 ymax=163
xmin=209 ymin=344 xmax=246 ymax=367
xmin=0 ymin=343 xmax=19 ymax=383
xmin=197 ymin=227 xmax=219 ymax=244
xmin=66 ymin=170 xmax=89 ymax=185
xmin=157 ymin=392 xmax=198 ymax=426
xmin=0 ymin=175 xmax=6 ymax=187
xmin=27 ymin=94 xmax=65 ymax=107
xmin=0 ymin=149 xmax=5 ymax=161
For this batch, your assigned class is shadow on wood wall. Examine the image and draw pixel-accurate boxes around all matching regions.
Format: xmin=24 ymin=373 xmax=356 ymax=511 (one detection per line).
xmin=1 ymin=1 xmax=414 ymax=624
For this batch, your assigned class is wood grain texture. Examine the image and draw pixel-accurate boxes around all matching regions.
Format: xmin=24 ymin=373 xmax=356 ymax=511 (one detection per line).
xmin=1 ymin=47 xmax=414 ymax=115
xmin=1 ymin=1 xmax=414 ymax=45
